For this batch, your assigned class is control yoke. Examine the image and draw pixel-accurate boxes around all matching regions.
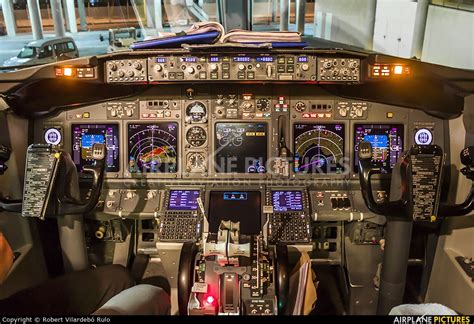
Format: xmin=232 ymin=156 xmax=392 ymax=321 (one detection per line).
xmin=358 ymin=142 xmax=473 ymax=314
xmin=358 ymin=142 xmax=473 ymax=220
xmin=439 ymin=146 xmax=474 ymax=216
xmin=357 ymin=141 xmax=407 ymax=217
xmin=0 ymin=143 xmax=107 ymax=218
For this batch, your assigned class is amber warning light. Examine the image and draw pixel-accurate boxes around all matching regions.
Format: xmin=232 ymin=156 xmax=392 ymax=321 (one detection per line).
xmin=370 ymin=64 xmax=412 ymax=78
xmin=55 ymin=67 xmax=95 ymax=79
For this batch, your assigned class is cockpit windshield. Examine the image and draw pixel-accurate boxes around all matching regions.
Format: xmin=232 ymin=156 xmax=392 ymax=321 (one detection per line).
xmin=1 ymin=0 xmax=473 ymax=69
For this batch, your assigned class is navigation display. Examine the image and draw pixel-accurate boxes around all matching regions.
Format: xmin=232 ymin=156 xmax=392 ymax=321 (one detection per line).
xmin=293 ymin=123 xmax=345 ymax=174
xmin=215 ymin=123 xmax=268 ymax=173
xmin=128 ymin=123 xmax=178 ymax=173
xmin=272 ymin=191 xmax=303 ymax=212
xmin=354 ymin=124 xmax=403 ymax=174
xmin=208 ymin=191 xmax=261 ymax=234
xmin=72 ymin=124 xmax=119 ymax=172
xmin=168 ymin=190 xmax=200 ymax=210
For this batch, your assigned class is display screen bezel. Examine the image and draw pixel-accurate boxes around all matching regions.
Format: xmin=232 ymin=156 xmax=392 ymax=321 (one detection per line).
xmin=271 ymin=190 xmax=304 ymax=212
xmin=127 ymin=122 xmax=179 ymax=174
xmin=167 ymin=189 xmax=200 ymax=211
xmin=213 ymin=122 xmax=269 ymax=174
xmin=353 ymin=123 xmax=404 ymax=174
xmin=293 ymin=123 xmax=346 ymax=174
xmin=207 ymin=190 xmax=262 ymax=235
xmin=71 ymin=123 xmax=120 ymax=172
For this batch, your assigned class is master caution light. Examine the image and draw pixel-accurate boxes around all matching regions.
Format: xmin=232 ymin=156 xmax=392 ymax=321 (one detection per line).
xmin=55 ymin=67 xmax=96 ymax=79
xmin=370 ymin=64 xmax=412 ymax=78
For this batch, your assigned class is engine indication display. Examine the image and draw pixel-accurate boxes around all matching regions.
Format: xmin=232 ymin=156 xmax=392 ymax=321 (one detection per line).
xmin=72 ymin=124 xmax=119 ymax=172
xmin=128 ymin=123 xmax=178 ymax=173
xmin=354 ymin=124 xmax=403 ymax=174
xmin=215 ymin=122 xmax=268 ymax=173
xmin=294 ymin=123 xmax=345 ymax=174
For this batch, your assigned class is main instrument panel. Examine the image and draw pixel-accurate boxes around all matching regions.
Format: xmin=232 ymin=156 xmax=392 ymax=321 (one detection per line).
xmin=34 ymin=50 xmax=447 ymax=258
xmin=41 ymin=83 xmax=441 ymax=180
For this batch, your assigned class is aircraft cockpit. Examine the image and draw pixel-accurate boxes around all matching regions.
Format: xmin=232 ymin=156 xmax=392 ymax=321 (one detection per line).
xmin=0 ymin=45 xmax=473 ymax=316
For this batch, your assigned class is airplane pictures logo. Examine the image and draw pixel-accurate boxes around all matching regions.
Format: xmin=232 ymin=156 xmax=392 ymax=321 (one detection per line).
xmin=393 ymin=316 xmax=471 ymax=324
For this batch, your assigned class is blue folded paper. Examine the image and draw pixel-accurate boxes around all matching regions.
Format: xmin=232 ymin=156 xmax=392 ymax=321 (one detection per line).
xmin=130 ymin=31 xmax=221 ymax=50
xmin=131 ymin=31 xmax=308 ymax=50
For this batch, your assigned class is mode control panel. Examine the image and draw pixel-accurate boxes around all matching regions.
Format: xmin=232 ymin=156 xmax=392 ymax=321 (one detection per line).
xmin=147 ymin=54 xmax=318 ymax=82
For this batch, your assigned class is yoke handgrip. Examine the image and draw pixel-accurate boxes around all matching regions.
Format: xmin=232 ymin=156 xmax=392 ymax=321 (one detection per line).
xmin=358 ymin=142 xmax=406 ymax=217
xmin=58 ymin=150 xmax=106 ymax=215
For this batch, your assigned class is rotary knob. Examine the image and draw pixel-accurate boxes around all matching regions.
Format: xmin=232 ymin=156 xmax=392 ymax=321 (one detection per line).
xmin=109 ymin=63 xmax=117 ymax=71
xmin=338 ymin=107 xmax=348 ymax=117
xmin=146 ymin=190 xmax=157 ymax=200
xmin=155 ymin=64 xmax=163 ymax=72
xmin=301 ymin=63 xmax=309 ymax=71
xmin=323 ymin=61 xmax=332 ymax=69
xmin=238 ymin=64 xmax=246 ymax=71
xmin=118 ymin=70 xmax=125 ymax=78
xmin=126 ymin=70 xmax=135 ymax=77
xmin=187 ymin=66 xmax=195 ymax=74
xmin=210 ymin=63 xmax=218 ymax=72
xmin=349 ymin=60 xmax=359 ymax=69
xmin=133 ymin=62 xmax=142 ymax=70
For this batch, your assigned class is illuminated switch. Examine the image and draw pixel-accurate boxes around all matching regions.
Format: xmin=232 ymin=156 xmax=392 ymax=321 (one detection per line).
xmin=386 ymin=112 xmax=394 ymax=118
xmin=325 ymin=113 xmax=332 ymax=118
xmin=75 ymin=113 xmax=82 ymax=119
xmin=302 ymin=113 xmax=310 ymax=118
xmin=82 ymin=112 xmax=90 ymax=118
xmin=317 ymin=113 xmax=324 ymax=118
